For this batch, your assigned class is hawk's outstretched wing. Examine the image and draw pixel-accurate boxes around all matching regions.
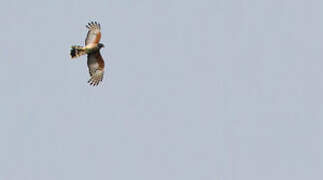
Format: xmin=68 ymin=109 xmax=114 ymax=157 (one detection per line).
xmin=85 ymin=22 xmax=101 ymax=46
xmin=87 ymin=51 xmax=105 ymax=86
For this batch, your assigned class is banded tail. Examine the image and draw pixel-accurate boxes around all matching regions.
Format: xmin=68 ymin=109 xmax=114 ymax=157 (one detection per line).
xmin=70 ymin=45 xmax=86 ymax=58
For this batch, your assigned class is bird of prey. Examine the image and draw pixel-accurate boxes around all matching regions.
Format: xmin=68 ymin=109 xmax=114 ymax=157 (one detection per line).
xmin=70 ymin=21 xmax=105 ymax=86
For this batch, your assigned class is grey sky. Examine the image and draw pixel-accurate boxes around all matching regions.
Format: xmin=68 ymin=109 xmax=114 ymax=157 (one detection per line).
xmin=0 ymin=0 xmax=322 ymax=179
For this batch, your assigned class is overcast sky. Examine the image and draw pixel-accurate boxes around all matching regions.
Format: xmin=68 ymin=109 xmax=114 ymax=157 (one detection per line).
xmin=0 ymin=0 xmax=322 ymax=179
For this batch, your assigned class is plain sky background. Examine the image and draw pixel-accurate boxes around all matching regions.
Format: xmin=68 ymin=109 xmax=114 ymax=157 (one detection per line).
xmin=0 ymin=0 xmax=322 ymax=179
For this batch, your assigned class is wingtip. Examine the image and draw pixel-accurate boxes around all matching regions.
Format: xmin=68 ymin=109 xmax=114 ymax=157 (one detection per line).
xmin=86 ymin=21 xmax=101 ymax=30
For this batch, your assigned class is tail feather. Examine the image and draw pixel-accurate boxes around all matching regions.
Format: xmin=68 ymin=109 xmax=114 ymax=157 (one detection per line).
xmin=70 ymin=45 xmax=86 ymax=58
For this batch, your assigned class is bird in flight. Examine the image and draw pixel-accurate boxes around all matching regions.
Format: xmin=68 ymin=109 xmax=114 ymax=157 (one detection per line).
xmin=70 ymin=21 xmax=105 ymax=86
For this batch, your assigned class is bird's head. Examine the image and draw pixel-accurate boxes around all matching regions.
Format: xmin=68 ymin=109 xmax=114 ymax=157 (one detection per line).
xmin=98 ymin=43 xmax=105 ymax=49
